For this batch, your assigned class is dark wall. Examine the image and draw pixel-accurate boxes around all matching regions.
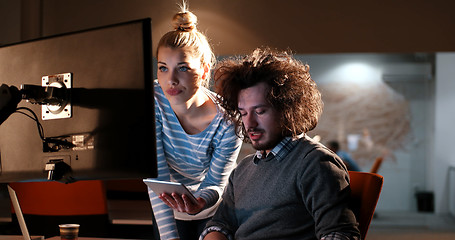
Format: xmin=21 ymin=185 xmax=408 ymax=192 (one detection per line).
xmin=9 ymin=0 xmax=455 ymax=55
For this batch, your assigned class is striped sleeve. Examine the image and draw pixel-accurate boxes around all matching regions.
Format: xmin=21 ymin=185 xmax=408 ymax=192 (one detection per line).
xmin=147 ymin=94 xmax=179 ymax=240
xmin=197 ymin=122 xmax=241 ymax=207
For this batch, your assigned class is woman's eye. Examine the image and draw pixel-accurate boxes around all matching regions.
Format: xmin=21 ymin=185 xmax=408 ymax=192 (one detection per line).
xmin=179 ymin=66 xmax=189 ymax=72
xmin=158 ymin=66 xmax=168 ymax=72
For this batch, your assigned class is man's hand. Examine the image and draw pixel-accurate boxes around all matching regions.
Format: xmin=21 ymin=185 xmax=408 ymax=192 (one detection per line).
xmin=159 ymin=192 xmax=206 ymax=215
xmin=203 ymin=231 xmax=228 ymax=240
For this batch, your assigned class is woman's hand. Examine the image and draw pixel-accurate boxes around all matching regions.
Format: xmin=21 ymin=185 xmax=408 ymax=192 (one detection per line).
xmin=159 ymin=192 xmax=206 ymax=215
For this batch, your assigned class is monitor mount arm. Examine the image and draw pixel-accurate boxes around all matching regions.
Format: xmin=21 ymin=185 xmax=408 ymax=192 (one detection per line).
xmin=0 ymin=84 xmax=21 ymax=125
xmin=1 ymin=73 xmax=74 ymax=183
xmin=1 ymin=73 xmax=72 ymax=124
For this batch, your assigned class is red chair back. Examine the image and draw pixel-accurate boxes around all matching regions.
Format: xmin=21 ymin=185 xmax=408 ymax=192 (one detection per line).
xmin=369 ymin=157 xmax=384 ymax=174
xmin=349 ymin=171 xmax=383 ymax=240
xmin=9 ymin=180 xmax=107 ymax=216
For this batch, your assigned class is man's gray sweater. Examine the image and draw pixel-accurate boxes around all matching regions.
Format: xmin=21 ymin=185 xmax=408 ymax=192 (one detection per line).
xmin=206 ymin=135 xmax=360 ymax=240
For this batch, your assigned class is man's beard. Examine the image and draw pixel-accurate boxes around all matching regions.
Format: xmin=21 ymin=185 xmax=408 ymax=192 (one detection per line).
xmin=250 ymin=135 xmax=284 ymax=151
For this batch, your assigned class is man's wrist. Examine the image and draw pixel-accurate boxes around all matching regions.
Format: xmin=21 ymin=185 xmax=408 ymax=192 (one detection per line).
xmin=199 ymin=226 xmax=232 ymax=240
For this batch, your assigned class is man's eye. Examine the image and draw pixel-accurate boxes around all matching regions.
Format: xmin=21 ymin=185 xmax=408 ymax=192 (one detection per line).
xmin=239 ymin=111 xmax=247 ymax=117
xmin=158 ymin=66 xmax=168 ymax=72
xmin=256 ymin=110 xmax=265 ymax=115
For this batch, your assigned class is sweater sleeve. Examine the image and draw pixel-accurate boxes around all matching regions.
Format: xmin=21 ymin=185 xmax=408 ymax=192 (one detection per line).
xmin=299 ymin=148 xmax=360 ymax=239
xmin=203 ymin=167 xmax=239 ymax=237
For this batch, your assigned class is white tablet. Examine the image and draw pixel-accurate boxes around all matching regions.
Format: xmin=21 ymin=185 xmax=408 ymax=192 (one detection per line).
xmin=143 ymin=179 xmax=198 ymax=204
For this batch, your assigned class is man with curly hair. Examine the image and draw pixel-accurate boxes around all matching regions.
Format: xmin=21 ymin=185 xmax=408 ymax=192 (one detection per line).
xmin=200 ymin=48 xmax=360 ymax=240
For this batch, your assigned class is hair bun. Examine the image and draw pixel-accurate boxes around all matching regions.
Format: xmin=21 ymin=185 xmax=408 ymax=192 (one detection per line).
xmin=172 ymin=11 xmax=197 ymax=32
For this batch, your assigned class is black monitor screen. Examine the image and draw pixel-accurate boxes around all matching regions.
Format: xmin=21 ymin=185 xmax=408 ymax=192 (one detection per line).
xmin=0 ymin=18 xmax=157 ymax=183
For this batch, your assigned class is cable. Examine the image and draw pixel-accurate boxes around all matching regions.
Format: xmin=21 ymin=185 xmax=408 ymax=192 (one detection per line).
xmin=14 ymin=107 xmax=76 ymax=152
xmin=14 ymin=107 xmax=45 ymax=141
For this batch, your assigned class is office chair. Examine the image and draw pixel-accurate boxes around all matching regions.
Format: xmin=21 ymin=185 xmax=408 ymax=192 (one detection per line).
xmin=348 ymin=171 xmax=383 ymax=240
xmin=369 ymin=156 xmax=384 ymax=174
xmin=8 ymin=180 xmax=109 ymax=238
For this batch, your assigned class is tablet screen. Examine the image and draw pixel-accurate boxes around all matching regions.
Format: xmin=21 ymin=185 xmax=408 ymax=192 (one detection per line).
xmin=143 ymin=179 xmax=198 ymax=204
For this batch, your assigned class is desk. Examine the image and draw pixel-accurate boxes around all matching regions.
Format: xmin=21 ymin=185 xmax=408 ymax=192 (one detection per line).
xmin=47 ymin=238 xmax=141 ymax=240
xmin=0 ymin=235 xmax=140 ymax=240
xmin=0 ymin=236 xmax=43 ymax=240
xmin=108 ymin=200 xmax=153 ymax=225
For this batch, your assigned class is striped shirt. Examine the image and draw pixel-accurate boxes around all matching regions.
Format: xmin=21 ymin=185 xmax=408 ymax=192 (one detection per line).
xmin=148 ymin=80 xmax=242 ymax=239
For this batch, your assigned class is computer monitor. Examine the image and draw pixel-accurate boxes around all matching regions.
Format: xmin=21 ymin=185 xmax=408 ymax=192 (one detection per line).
xmin=0 ymin=18 xmax=157 ymax=183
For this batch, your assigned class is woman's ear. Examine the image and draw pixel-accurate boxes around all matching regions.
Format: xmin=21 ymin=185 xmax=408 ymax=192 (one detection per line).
xmin=201 ymin=63 xmax=210 ymax=80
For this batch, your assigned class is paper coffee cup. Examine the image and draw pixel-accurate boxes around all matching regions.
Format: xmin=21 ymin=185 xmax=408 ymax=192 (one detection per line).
xmin=59 ymin=224 xmax=80 ymax=240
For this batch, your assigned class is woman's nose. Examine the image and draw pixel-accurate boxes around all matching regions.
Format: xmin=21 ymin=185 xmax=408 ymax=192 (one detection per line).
xmin=169 ymin=71 xmax=178 ymax=85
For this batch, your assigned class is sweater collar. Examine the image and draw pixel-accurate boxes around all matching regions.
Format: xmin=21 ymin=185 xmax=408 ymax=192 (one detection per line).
xmin=253 ymin=135 xmax=302 ymax=164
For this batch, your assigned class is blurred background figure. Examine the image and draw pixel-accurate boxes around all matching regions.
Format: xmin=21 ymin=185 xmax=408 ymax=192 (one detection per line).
xmin=327 ymin=140 xmax=362 ymax=172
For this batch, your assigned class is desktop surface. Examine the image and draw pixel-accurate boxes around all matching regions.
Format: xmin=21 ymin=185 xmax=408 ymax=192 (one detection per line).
xmin=46 ymin=237 xmax=141 ymax=240
xmin=0 ymin=236 xmax=43 ymax=240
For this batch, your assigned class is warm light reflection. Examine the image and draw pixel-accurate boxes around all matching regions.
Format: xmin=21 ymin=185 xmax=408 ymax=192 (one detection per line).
xmin=325 ymin=62 xmax=381 ymax=85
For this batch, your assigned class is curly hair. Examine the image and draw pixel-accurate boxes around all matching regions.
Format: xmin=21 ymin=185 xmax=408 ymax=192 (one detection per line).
xmin=214 ymin=47 xmax=323 ymax=142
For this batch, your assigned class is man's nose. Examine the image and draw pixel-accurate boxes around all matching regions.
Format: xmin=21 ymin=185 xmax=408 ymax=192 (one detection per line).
xmin=243 ymin=114 xmax=258 ymax=129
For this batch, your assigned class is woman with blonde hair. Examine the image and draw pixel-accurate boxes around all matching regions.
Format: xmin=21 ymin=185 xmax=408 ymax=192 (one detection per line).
xmin=147 ymin=4 xmax=242 ymax=240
